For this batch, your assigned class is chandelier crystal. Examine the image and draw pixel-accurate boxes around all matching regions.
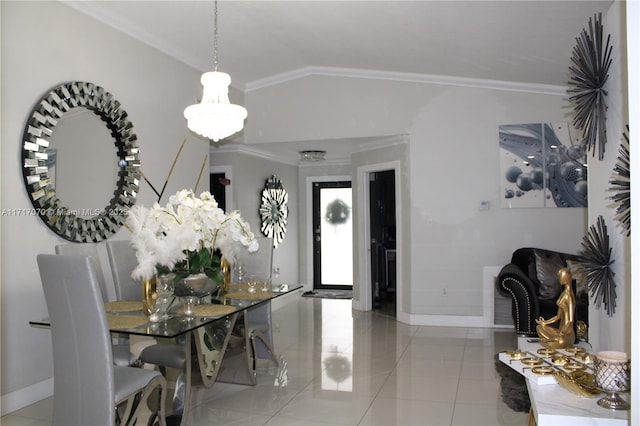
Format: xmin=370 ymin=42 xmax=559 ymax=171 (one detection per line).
xmin=184 ymin=0 xmax=247 ymax=142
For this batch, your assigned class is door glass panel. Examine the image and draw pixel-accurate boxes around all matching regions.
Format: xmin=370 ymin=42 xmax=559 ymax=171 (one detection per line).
xmin=313 ymin=182 xmax=353 ymax=289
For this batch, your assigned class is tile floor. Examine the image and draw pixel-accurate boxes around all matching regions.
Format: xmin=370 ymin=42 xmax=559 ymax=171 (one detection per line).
xmin=2 ymin=296 xmax=529 ymax=426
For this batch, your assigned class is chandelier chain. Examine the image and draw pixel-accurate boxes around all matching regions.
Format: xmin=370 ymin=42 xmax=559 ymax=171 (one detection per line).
xmin=213 ymin=0 xmax=219 ymax=72
xmin=183 ymin=0 xmax=247 ymax=142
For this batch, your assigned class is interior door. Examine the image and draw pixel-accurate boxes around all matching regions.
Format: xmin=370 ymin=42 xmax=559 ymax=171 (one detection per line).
xmin=312 ymin=181 xmax=353 ymax=290
xmin=369 ymin=170 xmax=396 ymax=314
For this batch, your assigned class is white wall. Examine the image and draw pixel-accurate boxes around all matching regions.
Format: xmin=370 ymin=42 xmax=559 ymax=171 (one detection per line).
xmin=0 ymin=0 xmax=631 ymax=416
xmin=626 ymin=1 xmax=639 ymax=422
xmin=209 ymin=150 xmax=299 ymax=287
xmin=245 ymin=75 xmax=588 ymax=323
xmin=587 ymin=0 xmax=630 ymax=354
xmin=0 ymin=1 xmax=208 ymax=412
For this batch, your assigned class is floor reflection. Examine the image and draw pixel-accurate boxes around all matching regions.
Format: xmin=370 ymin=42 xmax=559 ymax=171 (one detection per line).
xmin=321 ymin=299 xmax=353 ymax=392
xmin=4 ymin=296 xmax=529 ymax=426
xmin=323 ymin=350 xmax=352 ymax=391
xmin=273 ymin=355 xmax=288 ymax=387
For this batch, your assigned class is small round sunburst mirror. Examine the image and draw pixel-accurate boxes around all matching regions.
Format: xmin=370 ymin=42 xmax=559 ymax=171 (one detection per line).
xmin=609 ymin=126 xmax=630 ymax=236
xmin=259 ymin=175 xmax=288 ymax=247
xmin=577 ymin=215 xmax=617 ymax=317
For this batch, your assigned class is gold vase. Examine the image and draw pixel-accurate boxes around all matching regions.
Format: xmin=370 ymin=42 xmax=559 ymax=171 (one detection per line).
xmin=221 ymin=258 xmax=231 ymax=292
xmin=142 ymin=275 xmax=157 ymax=315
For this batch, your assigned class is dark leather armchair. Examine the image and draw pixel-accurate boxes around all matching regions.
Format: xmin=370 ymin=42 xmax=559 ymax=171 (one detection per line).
xmin=496 ymin=248 xmax=588 ymax=337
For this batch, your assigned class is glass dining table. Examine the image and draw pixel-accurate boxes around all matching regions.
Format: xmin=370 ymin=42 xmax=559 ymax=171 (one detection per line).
xmin=30 ymin=282 xmax=302 ymax=425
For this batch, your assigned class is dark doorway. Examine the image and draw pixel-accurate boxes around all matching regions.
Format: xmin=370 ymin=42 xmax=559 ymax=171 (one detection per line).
xmin=312 ymin=181 xmax=353 ymax=290
xmin=210 ymin=173 xmax=227 ymax=211
xmin=369 ymin=170 xmax=396 ymax=316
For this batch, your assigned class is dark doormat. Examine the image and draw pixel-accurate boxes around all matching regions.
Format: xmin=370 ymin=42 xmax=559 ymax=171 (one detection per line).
xmin=494 ymin=353 xmax=531 ymax=412
xmin=301 ymin=290 xmax=353 ymax=299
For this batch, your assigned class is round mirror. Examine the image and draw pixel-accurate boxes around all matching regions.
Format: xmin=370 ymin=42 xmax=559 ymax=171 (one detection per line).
xmin=21 ymin=81 xmax=140 ymax=242
xmin=49 ymin=107 xmax=118 ymax=217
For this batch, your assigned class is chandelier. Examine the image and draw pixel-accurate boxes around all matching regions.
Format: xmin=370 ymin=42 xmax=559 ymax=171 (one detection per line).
xmin=184 ymin=0 xmax=247 ymax=142
xmin=299 ymin=150 xmax=326 ymax=162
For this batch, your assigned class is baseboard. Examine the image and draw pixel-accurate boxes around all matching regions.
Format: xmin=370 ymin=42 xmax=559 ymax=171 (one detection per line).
xmin=1 ymin=377 xmax=53 ymax=416
xmin=405 ymin=313 xmax=490 ymax=327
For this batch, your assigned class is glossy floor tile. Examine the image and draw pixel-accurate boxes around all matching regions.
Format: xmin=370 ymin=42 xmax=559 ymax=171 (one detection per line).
xmin=2 ymin=296 xmax=529 ymax=426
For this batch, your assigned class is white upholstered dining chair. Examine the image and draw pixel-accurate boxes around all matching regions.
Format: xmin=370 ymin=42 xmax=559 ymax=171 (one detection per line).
xmin=105 ymin=239 xmax=142 ymax=301
xmin=236 ymin=237 xmax=279 ymax=369
xmin=102 ymin=239 xmax=201 ymax=417
xmin=37 ymin=254 xmax=166 ymax=426
xmin=54 ymin=243 xmax=135 ymax=367
xmin=55 ymin=243 xmax=110 ymax=301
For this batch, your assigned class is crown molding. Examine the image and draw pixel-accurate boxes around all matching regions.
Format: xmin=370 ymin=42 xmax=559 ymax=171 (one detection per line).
xmin=60 ymin=1 xmax=247 ymax=91
xmin=350 ymin=134 xmax=409 ymax=155
xmin=61 ymin=2 xmax=567 ymax=97
xmin=62 ymin=1 xmax=201 ymax=71
xmin=210 ymin=143 xmax=300 ymax=166
xmin=297 ymin=157 xmax=351 ymax=168
xmin=209 ymin=143 xmax=353 ymax=167
xmin=210 ymin=143 xmax=284 ymax=162
xmin=209 ymin=137 xmax=407 ymax=168
xmin=245 ymin=66 xmax=567 ymax=96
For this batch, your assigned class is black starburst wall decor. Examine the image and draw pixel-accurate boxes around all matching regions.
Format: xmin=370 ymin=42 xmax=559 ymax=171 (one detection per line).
xmin=609 ymin=126 xmax=630 ymax=236
xmin=578 ymin=215 xmax=617 ymax=317
xmin=567 ymin=13 xmax=613 ymax=161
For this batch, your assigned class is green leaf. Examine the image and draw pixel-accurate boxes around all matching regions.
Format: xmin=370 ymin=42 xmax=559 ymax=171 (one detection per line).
xmin=155 ymin=247 xmax=222 ymax=285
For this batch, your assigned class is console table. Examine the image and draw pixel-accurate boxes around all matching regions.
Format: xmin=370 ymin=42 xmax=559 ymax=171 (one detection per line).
xmin=500 ymin=338 xmax=628 ymax=425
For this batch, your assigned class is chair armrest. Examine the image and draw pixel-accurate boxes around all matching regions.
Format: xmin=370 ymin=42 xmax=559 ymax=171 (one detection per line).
xmin=496 ymin=264 xmax=538 ymax=298
xmin=496 ymin=263 xmax=540 ymax=336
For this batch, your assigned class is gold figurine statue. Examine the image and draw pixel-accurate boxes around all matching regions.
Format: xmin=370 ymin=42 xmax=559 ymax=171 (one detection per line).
xmin=536 ymin=267 xmax=576 ymax=349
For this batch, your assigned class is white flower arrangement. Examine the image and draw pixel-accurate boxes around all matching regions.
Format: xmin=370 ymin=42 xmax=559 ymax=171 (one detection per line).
xmin=126 ymin=189 xmax=258 ymax=282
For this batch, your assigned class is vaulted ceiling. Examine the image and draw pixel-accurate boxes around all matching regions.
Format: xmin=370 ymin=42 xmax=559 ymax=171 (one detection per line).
xmin=63 ymin=1 xmax=615 ymax=161
xmin=65 ymin=0 xmax=613 ymax=90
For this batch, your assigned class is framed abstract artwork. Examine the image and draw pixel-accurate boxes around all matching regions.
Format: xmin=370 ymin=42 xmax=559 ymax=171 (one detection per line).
xmin=499 ymin=122 xmax=587 ymax=209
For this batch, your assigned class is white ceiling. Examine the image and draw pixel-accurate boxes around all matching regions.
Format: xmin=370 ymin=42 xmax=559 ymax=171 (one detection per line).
xmin=62 ymin=0 xmax=614 ymax=162
xmin=64 ymin=0 xmax=613 ymax=89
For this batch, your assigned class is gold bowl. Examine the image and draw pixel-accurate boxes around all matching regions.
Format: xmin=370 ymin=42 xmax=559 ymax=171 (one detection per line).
xmin=573 ymin=353 xmax=596 ymax=364
xmin=571 ymin=371 xmax=597 ymax=387
xmin=551 ymin=356 xmax=570 ymax=366
xmin=521 ymin=357 xmax=543 ymax=366
xmin=553 ymin=370 xmax=601 ymax=397
xmin=564 ymin=362 xmax=586 ymax=372
xmin=505 ymin=350 xmax=527 ymax=359
xmin=565 ymin=347 xmax=587 ymax=355
xmin=537 ymin=348 xmax=556 ymax=357
xmin=532 ymin=366 xmax=554 ymax=375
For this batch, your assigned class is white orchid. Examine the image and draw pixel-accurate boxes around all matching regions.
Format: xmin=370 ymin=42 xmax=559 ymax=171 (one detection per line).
xmin=126 ymin=189 xmax=258 ymax=281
